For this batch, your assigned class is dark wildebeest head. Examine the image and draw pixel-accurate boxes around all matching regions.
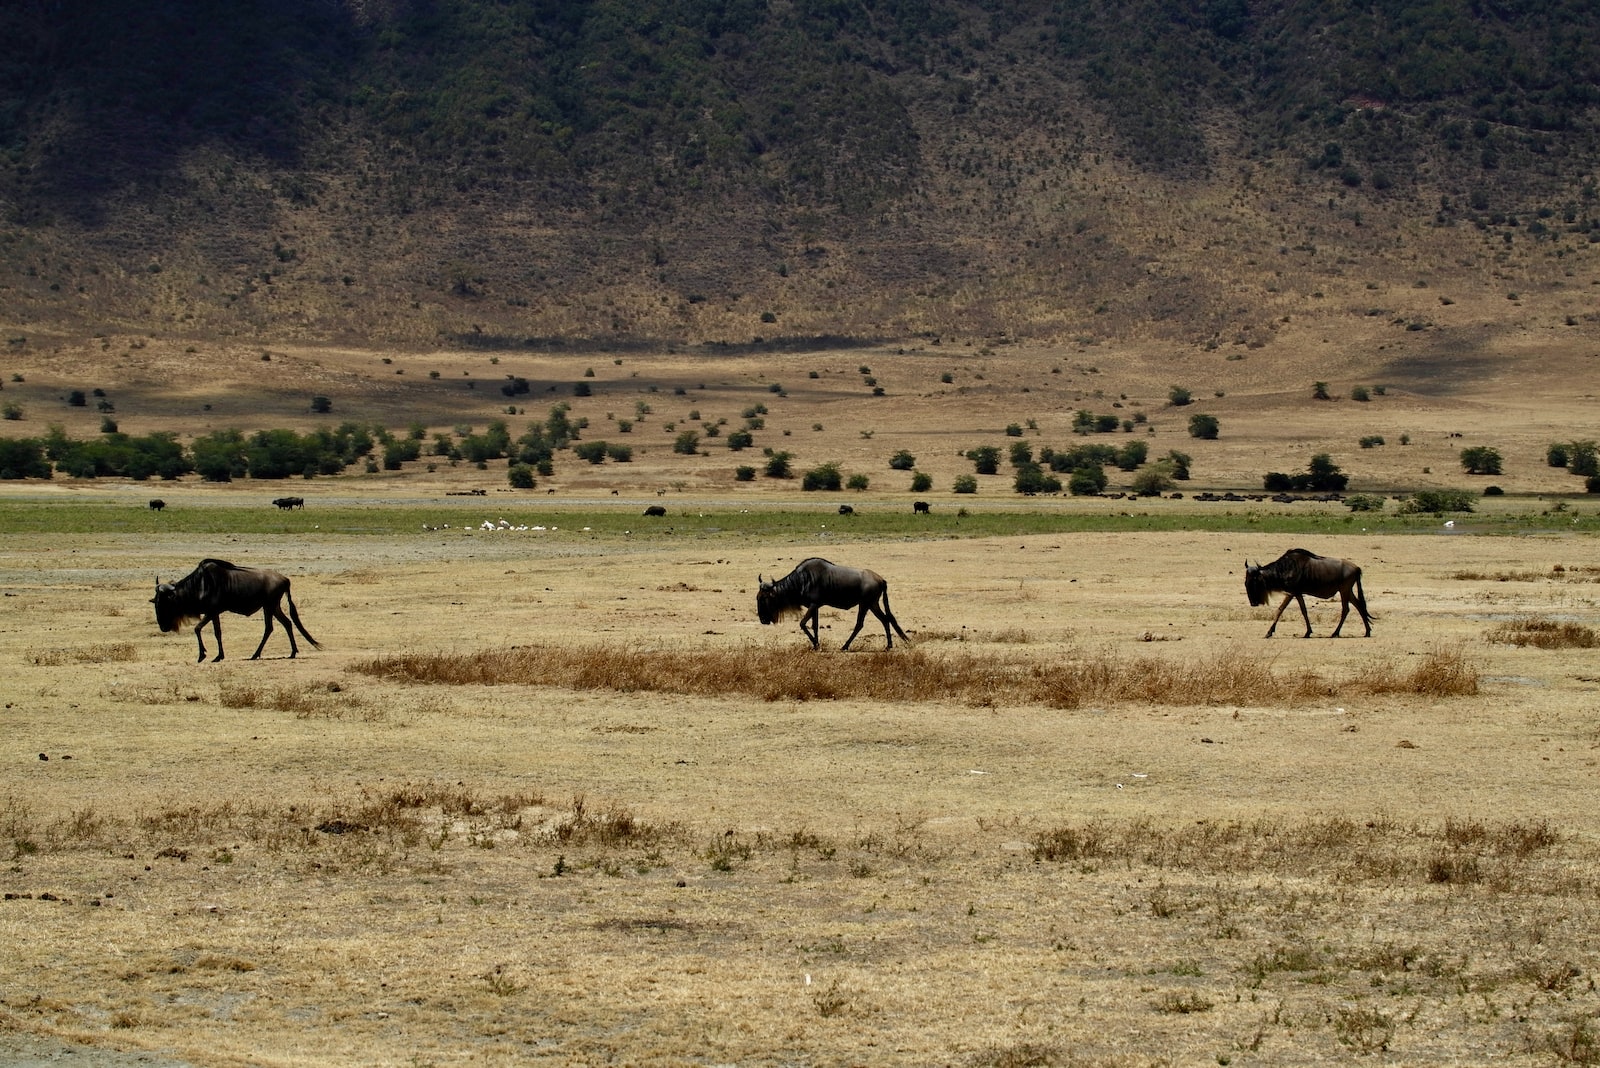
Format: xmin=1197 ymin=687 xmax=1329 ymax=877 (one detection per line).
xmin=757 ymin=557 xmax=911 ymax=651
xmin=152 ymin=558 xmax=320 ymax=662
xmin=1245 ymin=548 xmax=1373 ymax=638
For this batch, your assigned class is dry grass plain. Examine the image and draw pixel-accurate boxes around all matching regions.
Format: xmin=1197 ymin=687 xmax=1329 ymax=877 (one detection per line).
xmin=3 ymin=514 xmax=1600 ymax=1067
xmin=2 ymin=301 xmax=1600 ymax=1064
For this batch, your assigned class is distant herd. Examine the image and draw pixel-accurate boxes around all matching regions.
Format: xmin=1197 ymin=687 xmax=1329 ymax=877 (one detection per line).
xmin=142 ymin=495 xmax=1373 ymax=660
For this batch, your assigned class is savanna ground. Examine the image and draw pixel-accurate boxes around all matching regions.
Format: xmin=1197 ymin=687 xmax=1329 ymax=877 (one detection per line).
xmin=2 ymin=496 xmax=1599 ymax=1067
xmin=2 ymin=295 xmax=1600 ymax=1065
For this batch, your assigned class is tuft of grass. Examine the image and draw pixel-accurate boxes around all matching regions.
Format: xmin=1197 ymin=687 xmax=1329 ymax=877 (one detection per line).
xmin=1486 ymin=616 xmax=1599 ymax=649
xmin=30 ymin=641 xmax=136 ymax=665
xmin=353 ymin=643 xmax=1479 ymax=708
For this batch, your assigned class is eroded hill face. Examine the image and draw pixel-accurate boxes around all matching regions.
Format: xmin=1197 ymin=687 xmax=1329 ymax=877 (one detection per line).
xmin=3 ymin=1 xmax=1599 ymax=350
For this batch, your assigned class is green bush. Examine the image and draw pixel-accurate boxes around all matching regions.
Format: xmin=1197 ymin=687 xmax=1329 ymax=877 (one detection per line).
xmin=1168 ymin=386 xmax=1192 ymax=406
xmin=966 ymin=446 xmax=1001 ymax=475
xmin=910 ymin=471 xmax=932 ymax=493
xmin=1359 ymin=435 xmax=1385 ymax=449
xmin=1350 ymin=385 xmax=1371 ymax=402
xmin=1013 ymin=464 xmax=1061 ymax=494
xmin=1068 ymin=464 xmax=1108 ymax=496
xmin=735 ymin=465 xmax=756 ymax=482
xmin=1187 ymin=413 xmax=1219 ymax=439
xmin=1115 ymin=440 xmax=1148 ymax=471
xmin=952 ymin=475 xmax=978 ymax=494
xmin=889 ymin=449 xmax=915 ymax=470
xmin=1005 ymin=423 xmax=1024 ymax=437
xmin=1345 ymin=494 xmax=1385 ymax=512
xmin=846 ymin=473 xmax=869 ymax=491
xmin=673 ymin=431 xmax=700 ymax=455
xmin=507 ymin=463 xmax=536 ymax=489
xmin=1403 ymin=489 xmax=1475 ymax=513
xmin=1548 ymin=443 xmax=1570 ymax=468
xmin=802 ymin=462 xmax=842 ymax=491
xmin=1459 ymin=446 xmax=1502 ymax=475
xmin=573 ymin=441 xmax=609 ymax=464
xmin=726 ymin=429 xmax=753 ymax=451
xmin=763 ymin=451 xmax=793 ymax=479
xmin=1130 ymin=464 xmax=1175 ymax=496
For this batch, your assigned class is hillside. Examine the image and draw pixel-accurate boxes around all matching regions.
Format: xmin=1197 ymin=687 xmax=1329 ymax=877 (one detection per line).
xmin=4 ymin=0 xmax=1600 ymax=349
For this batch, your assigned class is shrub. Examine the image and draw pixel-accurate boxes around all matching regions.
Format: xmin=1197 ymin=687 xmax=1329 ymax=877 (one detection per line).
xmin=1187 ymin=414 xmax=1220 ymax=439
xmin=606 ymin=444 xmax=632 ymax=463
xmin=1548 ymin=443 xmax=1570 ymax=468
xmin=1164 ymin=449 xmax=1191 ymax=480
xmin=763 ymin=451 xmax=793 ymax=479
xmin=3 ymin=403 xmax=23 ymax=420
xmin=1009 ymin=441 xmax=1034 ymax=467
xmin=1068 ymin=464 xmax=1108 ymax=496
xmin=1568 ymin=441 xmax=1599 ymax=477
xmin=67 ymin=390 xmax=87 ymax=407
xmin=1005 ymin=423 xmax=1024 ymax=437
xmin=1359 ymin=435 xmax=1385 ymax=449
xmin=1350 ymin=385 xmax=1371 ymax=402
xmin=1095 ymin=414 xmax=1120 ymax=433
xmin=311 ymin=396 xmax=332 ymax=413
xmin=1312 ymin=381 xmax=1332 ymax=400
xmin=507 ymin=463 xmax=536 ymax=489
xmin=100 ymin=417 xmax=118 ymax=434
xmin=940 ymin=372 xmax=954 ymax=384
xmin=1168 ymin=386 xmax=1192 ymax=406
xmin=1013 ymin=464 xmax=1061 ymax=494
xmin=673 ymin=431 xmax=700 ymax=455
xmin=952 ymin=475 xmax=978 ymax=494
xmin=910 ymin=472 xmax=932 ymax=493
xmin=846 ymin=473 xmax=869 ymax=491
xmin=1345 ymin=494 xmax=1385 ymax=512
xmin=573 ymin=381 xmax=592 ymax=397
xmin=1403 ymin=489 xmax=1475 ymax=513
xmin=1460 ymin=446 xmax=1502 ymax=475
xmin=1115 ymin=441 xmax=1147 ymax=471
xmin=1130 ymin=464 xmax=1175 ymax=496
xmin=726 ymin=430 xmax=753 ymax=451
xmin=1263 ymin=453 xmax=1348 ymax=492
xmin=966 ymin=446 xmax=1001 ymax=475
xmin=573 ymin=441 xmax=609 ymax=464
xmin=802 ymin=463 xmax=842 ymax=491
xmin=734 ymin=466 xmax=756 ymax=482
xmin=889 ymin=449 xmax=915 ymax=470
xmin=0 ymin=438 xmax=51 ymax=479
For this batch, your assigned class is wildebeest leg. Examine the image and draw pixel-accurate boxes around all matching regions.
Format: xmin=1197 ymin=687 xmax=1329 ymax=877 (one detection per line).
xmin=1330 ymin=592 xmax=1351 ymax=638
xmin=800 ymin=606 xmax=822 ymax=649
xmin=1294 ymin=593 xmax=1315 ymax=638
xmin=841 ymin=603 xmax=872 ymax=651
xmin=1264 ymin=593 xmax=1298 ymax=638
xmin=1352 ymin=575 xmax=1373 ymax=636
xmin=195 ymin=614 xmax=224 ymax=662
xmin=878 ymin=590 xmax=911 ymax=648
xmin=252 ymin=606 xmax=280 ymax=659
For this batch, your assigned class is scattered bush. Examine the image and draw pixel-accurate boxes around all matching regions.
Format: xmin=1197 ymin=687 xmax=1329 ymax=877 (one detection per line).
xmin=1345 ymin=494 xmax=1385 ymax=512
xmin=310 ymin=396 xmax=333 ymax=413
xmin=1350 ymin=385 xmax=1371 ymax=402
xmin=726 ymin=429 xmax=753 ymax=451
xmin=1013 ymin=464 xmax=1061 ymax=494
xmin=846 ymin=473 xmax=869 ymax=491
xmin=1130 ymin=463 xmax=1176 ymax=496
xmin=1359 ymin=435 xmax=1385 ymax=449
xmin=1460 ymin=446 xmax=1503 ymax=475
xmin=802 ymin=463 xmax=842 ymax=491
xmin=1403 ymin=489 xmax=1476 ymax=513
xmin=1068 ymin=464 xmax=1108 ymax=496
xmin=910 ymin=472 xmax=932 ymax=493
xmin=889 ymin=449 xmax=915 ymax=470
xmin=734 ymin=465 xmax=756 ymax=482
xmin=1482 ymin=485 xmax=1503 ymax=496
xmin=1187 ymin=414 xmax=1219 ymax=439
xmin=1262 ymin=453 xmax=1348 ymax=493
xmin=1168 ymin=386 xmax=1192 ymax=406
xmin=672 ymin=431 xmax=700 ymax=455
xmin=1312 ymin=381 xmax=1332 ymax=400
xmin=507 ymin=463 xmax=536 ymax=489
xmin=763 ymin=451 xmax=794 ymax=479
xmin=1005 ymin=423 xmax=1024 ymax=437
xmin=952 ymin=474 xmax=978 ymax=494
xmin=966 ymin=446 xmax=1001 ymax=475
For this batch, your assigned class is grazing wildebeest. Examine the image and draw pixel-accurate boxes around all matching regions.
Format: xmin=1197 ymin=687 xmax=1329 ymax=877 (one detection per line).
xmin=644 ymin=505 xmax=666 ymax=516
xmin=273 ymin=496 xmax=304 ymax=510
xmin=151 ymin=558 xmax=320 ymax=662
xmin=913 ymin=500 xmax=930 ymax=514
xmin=1244 ymin=548 xmax=1373 ymax=638
xmin=148 ymin=499 xmax=165 ymax=511
xmin=838 ymin=504 xmax=854 ymax=516
xmin=757 ymin=557 xmax=911 ymax=651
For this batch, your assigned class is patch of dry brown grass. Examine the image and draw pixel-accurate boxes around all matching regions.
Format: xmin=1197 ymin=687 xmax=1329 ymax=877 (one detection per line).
xmin=353 ymin=642 xmax=1479 ymax=707
xmin=28 ymin=641 xmax=136 ymax=665
xmin=1486 ymin=616 xmax=1600 ymax=649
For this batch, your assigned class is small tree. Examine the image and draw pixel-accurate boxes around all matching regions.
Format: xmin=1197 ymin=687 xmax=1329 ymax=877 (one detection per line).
xmin=1350 ymin=385 xmax=1371 ymax=402
xmin=846 ymin=473 xmax=870 ymax=491
xmin=573 ymin=441 xmax=609 ymax=464
xmin=763 ymin=451 xmax=793 ymax=479
xmin=1168 ymin=386 xmax=1192 ymax=406
xmin=966 ymin=446 xmax=1001 ymax=475
xmin=1568 ymin=441 xmax=1599 ymax=478
xmin=67 ymin=390 xmax=87 ymax=407
xmin=1548 ymin=443 xmax=1571 ymax=468
xmin=734 ymin=465 xmax=756 ymax=482
xmin=1460 ymin=446 xmax=1502 ymax=475
xmin=1005 ymin=423 xmax=1024 ymax=437
xmin=1345 ymin=494 xmax=1385 ymax=512
xmin=910 ymin=471 xmax=932 ymax=493
xmin=311 ymin=396 xmax=333 ymax=413
xmin=507 ymin=463 xmax=536 ymax=489
xmin=1312 ymin=381 xmax=1332 ymax=400
xmin=1068 ymin=464 xmax=1108 ymax=496
xmin=1013 ymin=464 xmax=1061 ymax=494
xmin=1165 ymin=449 xmax=1192 ymax=480
xmin=889 ymin=449 xmax=915 ymax=470
xmin=1114 ymin=440 xmax=1147 ymax=471
xmin=952 ymin=474 xmax=978 ymax=494
xmin=726 ymin=429 xmax=753 ymax=451
xmin=802 ymin=462 xmax=842 ymax=491
xmin=1187 ymin=414 xmax=1220 ymax=440
xmin=1130 ymin=463 xmax=1176 ymax=496
xmin=673 ymin=431 xmax=700 ymax=455
xmin=606 ymin=444 xmax=632 ymax=463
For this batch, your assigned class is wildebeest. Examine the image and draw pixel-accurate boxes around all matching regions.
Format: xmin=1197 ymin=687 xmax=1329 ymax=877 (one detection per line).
xmin=148 ymin=499 xmax=165 ymax=511
xmin=757 ymin=557 xmax=911 ymax=651
xmin=838 ymin=504 xmax=854 ymax=516
xmin=913 ymin=500 xmax=930 ymax=514
xmin=151 ymin=558 xmax=320 ymax=662
xmin=1244 ymin=548 xmax=1373 ymax=638
xmin=273 ymin=497 xmax=304 ymax=510
xmin=643 ymin=505 xmax=667 ymax=517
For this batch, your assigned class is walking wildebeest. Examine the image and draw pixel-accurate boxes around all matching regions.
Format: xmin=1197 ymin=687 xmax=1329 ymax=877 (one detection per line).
xmin=151 ymin=559 xmax=320 ymax=662
xmin=913 ymin=501 xmax=930 ymax=514
xmin=273 ymin=497 xmax=305 ymax=510
xmin=757 ymin=557 xmax=911 ymax=651
xmin=838 ymin=504 xmax=854 ymax=516
xmin=1244 ymin=548 xmax=1373 ymax=638
xmin=148 ymin=499 xmax=165 ymax=511
xmin=643 ymin=505 xmax=667 ymax=517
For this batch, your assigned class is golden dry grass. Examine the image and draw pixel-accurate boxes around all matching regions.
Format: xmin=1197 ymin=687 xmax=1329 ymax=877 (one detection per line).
xmin=1487 ymin=615 xmax=1600 ymax=650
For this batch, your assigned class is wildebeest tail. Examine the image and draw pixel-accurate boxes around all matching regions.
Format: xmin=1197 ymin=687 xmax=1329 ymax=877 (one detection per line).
xmin=1354 ymin=571 xmax=1375 ymax=622
xmin=287 ymin=591 xmax=321 ymax=648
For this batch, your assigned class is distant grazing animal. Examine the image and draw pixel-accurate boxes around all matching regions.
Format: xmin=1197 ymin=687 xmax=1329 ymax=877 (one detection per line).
xmin=148 ymin=499 xmax=166 ymax=511
xmin=272 ymin=496 xmax=305 ymax=510
xmin=838 ymin=504 xmax=854 ymax=516
xmin=643 ymin=505 xmax=667 ymax=516
xmin=757 ymin=557 xmax=911 ymax=651
xmin=1244 ymin=548 xmax=1372 ymax=638
xmin=151 ymin=558 xmax=320 ymax=662
xmin=913 ymin=500 xmax=931 ymax=514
